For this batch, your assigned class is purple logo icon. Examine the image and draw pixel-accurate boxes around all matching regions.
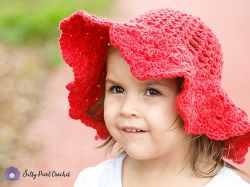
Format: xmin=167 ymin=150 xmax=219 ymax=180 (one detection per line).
xmin=4 ymin=167 xmax=20 ymax=181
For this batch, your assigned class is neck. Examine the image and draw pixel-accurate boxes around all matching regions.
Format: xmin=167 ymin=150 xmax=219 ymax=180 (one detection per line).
xmin=122 ymin=149 xmax=220 ymax=182
xmin=122 ymin=154 xmax=221 ymax=187
xmin=123 ymin=147 xmax=192 ymax=179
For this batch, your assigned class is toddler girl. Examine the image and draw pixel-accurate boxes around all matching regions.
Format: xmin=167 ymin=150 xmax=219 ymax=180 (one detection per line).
xmin=59 ymin=8 xmax=250 ymax=186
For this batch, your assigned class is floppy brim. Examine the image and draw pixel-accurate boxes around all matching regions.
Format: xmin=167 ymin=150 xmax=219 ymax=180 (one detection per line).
xmin=59 ymin=11 xmax=250 ymax=163
xmin=59 ymin=11 xmax=112 ymax=139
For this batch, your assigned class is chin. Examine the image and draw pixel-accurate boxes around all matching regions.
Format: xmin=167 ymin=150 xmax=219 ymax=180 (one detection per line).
xmin=125 ymin=149 xmax=154 ymax=160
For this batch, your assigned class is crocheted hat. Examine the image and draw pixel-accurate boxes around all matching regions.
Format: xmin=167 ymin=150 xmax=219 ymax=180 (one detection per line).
xmin=59 ymin=9 xmax=250 ymax=163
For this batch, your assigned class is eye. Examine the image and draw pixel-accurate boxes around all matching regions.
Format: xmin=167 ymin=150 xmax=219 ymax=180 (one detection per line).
xmin=108 ymin=86 xmax=124 ymax=94
xmin=145 ymin=88 xmax=161 ymax=96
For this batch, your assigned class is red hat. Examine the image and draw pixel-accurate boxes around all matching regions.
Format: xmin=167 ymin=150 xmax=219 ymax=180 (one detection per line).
xmin=59 ymin=9 xmax=250 ymax=163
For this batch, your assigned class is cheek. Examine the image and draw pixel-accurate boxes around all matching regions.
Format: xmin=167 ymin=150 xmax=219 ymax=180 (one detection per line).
xmin=144 ymin=100 xmax=178 ymax=129
xmin=104 ymin=97 xmax=118 ymax=127
xmin=104 ymin=98 xmax=122 ymax=140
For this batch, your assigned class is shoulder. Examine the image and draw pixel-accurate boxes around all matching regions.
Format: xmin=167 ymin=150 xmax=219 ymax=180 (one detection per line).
xmin=74 ymin=154 xmax=126 ymax=187
xmin=206 ymin=167 xmax=250 ymax=187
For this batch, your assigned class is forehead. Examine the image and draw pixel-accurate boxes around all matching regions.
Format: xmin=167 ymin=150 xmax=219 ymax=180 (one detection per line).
xmin=106 ymin=47 xmax=136 ymax=82
xmin=107 ymin=46 xmax=125 ymax=67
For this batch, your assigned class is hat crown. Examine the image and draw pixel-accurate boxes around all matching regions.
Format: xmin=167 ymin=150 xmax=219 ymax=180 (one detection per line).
xmin=121 ymin=9 xmax=224 ymax=80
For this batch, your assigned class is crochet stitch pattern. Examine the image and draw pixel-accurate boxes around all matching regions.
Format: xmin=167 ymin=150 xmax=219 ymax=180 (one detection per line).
xmin=59 ymin=9 xmax=250 ymax=163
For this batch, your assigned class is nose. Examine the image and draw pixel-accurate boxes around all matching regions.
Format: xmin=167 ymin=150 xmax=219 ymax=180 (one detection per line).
xmin=120 ymin=94 xmax=140 ymax=118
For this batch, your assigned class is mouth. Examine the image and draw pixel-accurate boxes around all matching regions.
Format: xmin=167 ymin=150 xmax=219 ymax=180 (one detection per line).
xmin=122 ymin=129 xmax=146 ymax=133
xmin=121 ymin=126 xmax=148 ymax=134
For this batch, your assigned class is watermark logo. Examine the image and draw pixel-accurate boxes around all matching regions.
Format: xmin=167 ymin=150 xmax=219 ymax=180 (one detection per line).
xmin=23 ymin=169 xmax=70 ymax=179
xmin=4 ymin=167 xmax=20 ymax=181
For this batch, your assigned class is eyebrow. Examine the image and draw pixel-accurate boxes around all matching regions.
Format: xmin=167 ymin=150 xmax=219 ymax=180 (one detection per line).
xmin=105 ymin=78 xmax=168 ymax=87
xmin=105 ymin=78 xmax=119 ymax=85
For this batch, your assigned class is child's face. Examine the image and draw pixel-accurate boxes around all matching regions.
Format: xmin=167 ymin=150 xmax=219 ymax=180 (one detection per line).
xmin=104 ymin=48 xmax=189 ymax=160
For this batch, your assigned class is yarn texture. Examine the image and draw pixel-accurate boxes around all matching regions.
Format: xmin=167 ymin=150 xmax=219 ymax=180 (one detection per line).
xmin=59 ymin=9 xmax=250 ymax=164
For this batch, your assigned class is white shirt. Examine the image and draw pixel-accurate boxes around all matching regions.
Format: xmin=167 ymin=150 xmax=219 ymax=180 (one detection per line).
xmin=74 ymin=154 xmax=250 ymax=187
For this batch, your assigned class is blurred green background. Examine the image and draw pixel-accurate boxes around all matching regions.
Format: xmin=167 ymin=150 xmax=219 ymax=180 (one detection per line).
xmin=0 ymin=0 xmax=112 ymax=185
xmin=0 ymin=0 xmax=112 ymax=66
